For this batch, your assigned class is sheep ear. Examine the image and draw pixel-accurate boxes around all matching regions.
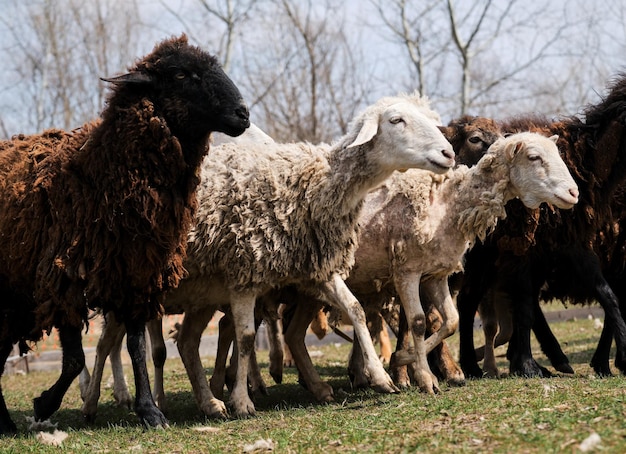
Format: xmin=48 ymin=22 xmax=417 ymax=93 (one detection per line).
xmin=347 ymin=117 xmax=379 ymax=148
xmin=505 ymin=141 xmax=524 ymax=160
xmin=101 ymin=72 xmax=153 ymax=85
xmin=548 ymin=134 xmax=559 ymax=143
xmin=438 ymin=125 xmax=452 ymax=139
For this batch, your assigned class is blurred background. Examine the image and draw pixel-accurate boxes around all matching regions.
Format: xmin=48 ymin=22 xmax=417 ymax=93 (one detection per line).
xmin=1 ymin=0 xmax=624 ymax=143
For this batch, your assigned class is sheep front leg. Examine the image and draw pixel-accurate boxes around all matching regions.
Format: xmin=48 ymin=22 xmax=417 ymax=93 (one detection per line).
xmin=394 ymin=273 xmax=439 ymax=394
xmin=229 ymin=290 xmax=258 ymax=417
xmin=283 ymin=298 xmax=334 ymax=402
xmin=177 ymin=306 xmax=227 ymax=418
xmin=0 ymin=338 xmax=17 ymax=434
xmin=319 ymin=274 xmax=398 ymax=394
xmin=421 ymin=278 xmax=459 ymax=354
xmin=477 ymin=291 xmax=500 ymax=378
xmin=34 ymin=325 xmax=85 ymax=422
xmin=125 ymin=319 xmax=168 ymax=429
xmin=210 ymin=313 xmax=234 ymax=400
xmin=82 ymin=314 xmax=129 ymax=422
xmin=264 ymin=312 xmax=284 ymax=384
xmin=147 ymin=318 xmax=166 ymax=410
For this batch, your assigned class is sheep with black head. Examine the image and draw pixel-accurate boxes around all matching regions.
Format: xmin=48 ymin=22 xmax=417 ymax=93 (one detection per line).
xmin=0 ymin=34 xmax=249 ymax=434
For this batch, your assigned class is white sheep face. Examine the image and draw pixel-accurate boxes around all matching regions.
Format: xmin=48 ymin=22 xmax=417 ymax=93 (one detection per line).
xmin=348 ymin=97 xmax=455 ymax=174
xmin=505 ymin=132 xmax=579 ymax=209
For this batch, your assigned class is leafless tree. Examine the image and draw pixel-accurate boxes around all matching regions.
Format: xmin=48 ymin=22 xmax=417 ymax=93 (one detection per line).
xmin=158 ymin=0 xmax=261 ymax=72
xmin=239 ymin=0 xmax=372 ymax=142
xmin=0 ymin=0 xmax=143 ymax=135
xmin=370 ymin=0 xmax=592 ymax=118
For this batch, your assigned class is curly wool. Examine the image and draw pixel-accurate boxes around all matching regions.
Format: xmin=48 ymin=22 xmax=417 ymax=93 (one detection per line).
xmin=0 ymin=36 xmax=235 ymax=346
xmin=188 ymin=141 xmax=359 ymax=291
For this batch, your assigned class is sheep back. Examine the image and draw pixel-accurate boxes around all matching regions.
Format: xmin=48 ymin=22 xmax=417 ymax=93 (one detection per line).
xmin=187 ymin=141 xmax=358 ymax=291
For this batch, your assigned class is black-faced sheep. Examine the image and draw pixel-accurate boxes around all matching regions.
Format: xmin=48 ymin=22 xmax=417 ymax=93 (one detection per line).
xmin=0 ymin=34 xmax=249 ymax=434
xmin=456 ymin=75 xmax=626 ymax=378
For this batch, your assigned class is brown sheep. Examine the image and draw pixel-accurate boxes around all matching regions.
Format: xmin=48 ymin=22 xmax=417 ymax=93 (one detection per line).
xmin=0 ymin=34 xmax=249 ymax=434
xmin=457 ymin=75 xmax=626 ymax=378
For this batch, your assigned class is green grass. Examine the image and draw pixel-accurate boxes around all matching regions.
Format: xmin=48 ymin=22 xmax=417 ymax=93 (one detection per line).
xmin=2 ymin=316 xmax=626 ymax=453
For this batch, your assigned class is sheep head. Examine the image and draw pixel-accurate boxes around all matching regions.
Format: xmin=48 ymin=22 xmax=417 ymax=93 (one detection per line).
xmin=439 ymin=115 xmax=503 ymax=166
xmin=347 ymin=92 xmax=455 ymax=174
xmin=498 ymin=132 xmax=579 ymax=209
xmin=101 ymin=34 xmax=249 ymax=140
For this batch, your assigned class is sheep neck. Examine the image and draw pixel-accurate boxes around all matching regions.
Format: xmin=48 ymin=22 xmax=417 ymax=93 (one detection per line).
xmin=453 ymin=151 xmax=514 ymax=245
xmin=322 ymin=140 xmax=394 ymax=217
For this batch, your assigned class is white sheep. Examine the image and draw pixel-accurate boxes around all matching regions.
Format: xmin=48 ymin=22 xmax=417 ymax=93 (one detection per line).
xmin=81 ymin=92 xmax=456 ymax=419
xmin=282 ymin=132 xmax=579 ymax=398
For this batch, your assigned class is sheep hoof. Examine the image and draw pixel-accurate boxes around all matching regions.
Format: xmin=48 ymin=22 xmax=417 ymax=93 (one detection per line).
xmin=202 ymin=399 xmax=229 ymax=420
xmin=310 ymin=382 xmax=334 ymax=403
xmin=114 ymin=393 xmax=133 ymax=409
xmin=136 ymin=404 xmax=169 ymax=429
xmin=0 ymin=417 xmax=17 ymax=435
xmin=446 ymin=376 xmax=466 ymax=387
xmin=510 ymin=358 xmax=549 ymax=378
xmin=229 ymin=395 xmax=256 ymax=419
xmin=33 ymin=391 xmax=58 ymax=422
xmin=269 ymin=367 xmax=283 ymax=385
xmin=554 ymin=362 xmax=574 ymax=374
xmin=370 ymin=379 xmax=400 ymax=394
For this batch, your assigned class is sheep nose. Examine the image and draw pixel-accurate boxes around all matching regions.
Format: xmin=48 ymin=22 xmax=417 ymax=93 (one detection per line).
xmin=569 ymin=187 xmax=579 ymax=200
xmin=442 ymin=148 xmax=455 ymax=161
xmin=236 ymin=103 xmax=250 ymax=122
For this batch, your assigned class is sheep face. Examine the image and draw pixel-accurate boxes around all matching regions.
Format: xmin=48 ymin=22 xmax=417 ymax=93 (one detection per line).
xmin=102 ymin=34 xmax=249 ymax=140
xmin=348 ymin=98 xmax=455 ymax=174
xmin=504 ymin=132 xmax=579 ymax=209
xmin=439 ymin=115 xmax=503 ymax=166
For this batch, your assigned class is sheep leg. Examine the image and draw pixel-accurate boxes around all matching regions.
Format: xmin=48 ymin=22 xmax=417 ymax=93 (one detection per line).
xmin=479 ymin=291 xmax=500 ymax=378
xmin=210 ymin=312 xmax=233 ymax=400
xmin=389 ymin=305 xmax=412 ymax=388
xmin=457 ymin=282 xmax=486 ymax=378
xmin=319 ymin=274 xmax=398 ymax=394
xmin=530 ymin=303 xmax=572 ymax=374
xmin=279 ymin=303 xmax=296 ymax=368
xmin=147 ymin=318 xmax=166 ymax=410
xmin=177 ymin=306 xmax=227 ymax=418
xmin=422 ymin=279 xmax=459 ymax=354
xmin=34 ymin=325 xmax=85 ymax=422
xmin=0 ymin=339 xmax=17 ymax=434
xmin=283 ymin=299 xmax=334 ymax=402
xmin=265 ymin=313 xmax=284 ymax=384
xmin=425 ymin=306 xmax=465 ymax=386
xmin=214 ymin=311 xmax=268 ymax=397
xmin=591 ymin=323 xmax=614 ymax=376
xmin=109 ymin=319 xmax=132 ymax=408
xmin=125 ymin=319 xmax=168 ymax=428
xmin=378 ymin=318 xmax=392 ymax=364
xmin=229 ymin=290 xmax=258 ymax=417
xmin=349 ymin=310 xmax=386 ymax=388
xmin=594 ymin=279 xmax=626 ymax=374
xmin=82 ymin=313 xmax=129 ymax=422
xmin=393 ymin=273 xmax=439 ymax=394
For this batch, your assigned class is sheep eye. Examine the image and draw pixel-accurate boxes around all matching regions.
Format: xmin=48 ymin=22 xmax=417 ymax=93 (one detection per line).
xmin=468 ymin=136 xmax=482 ymax=144
xmin=389 ymin=117 xmax=404 ymax=125
xmin=175 ymin=72 xmax=186 ymax=80
xmin=528 ymin=154 xmax=542 ymax=162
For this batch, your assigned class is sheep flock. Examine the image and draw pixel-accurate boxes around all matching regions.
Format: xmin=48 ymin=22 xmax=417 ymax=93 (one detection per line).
xmin=3 ymin=32 xmax=626 ymax=441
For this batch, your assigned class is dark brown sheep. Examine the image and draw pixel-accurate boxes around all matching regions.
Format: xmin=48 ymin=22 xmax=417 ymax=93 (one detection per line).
xmin=456 ymin=74 xmax=626 ymax=378
xmin=0 ymin=34 xmax=249 ymax=434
